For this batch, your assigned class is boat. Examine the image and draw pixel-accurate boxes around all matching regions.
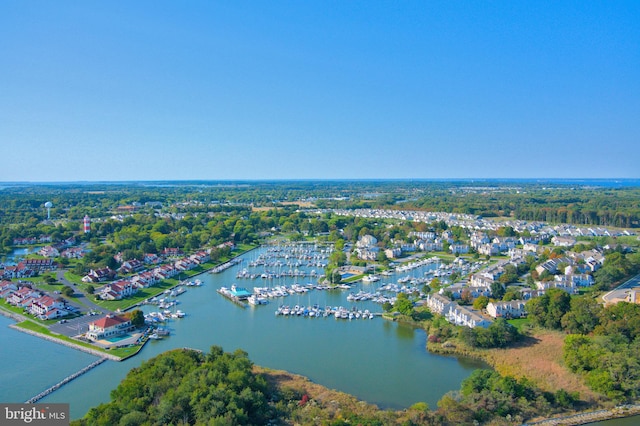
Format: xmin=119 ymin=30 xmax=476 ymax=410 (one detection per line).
xmin=247 ymin=295 xmax=269 ymax=306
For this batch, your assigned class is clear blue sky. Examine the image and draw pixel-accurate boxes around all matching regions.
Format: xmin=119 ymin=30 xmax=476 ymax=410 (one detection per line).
xmin=1 ymin=1 xmax=638 ymax=181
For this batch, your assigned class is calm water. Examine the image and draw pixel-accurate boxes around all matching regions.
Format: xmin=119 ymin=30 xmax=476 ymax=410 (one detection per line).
xmin=591 ymin=416 xmax=640 ymax=425
xmin=2 ymin=247 xmax=485 ymax=419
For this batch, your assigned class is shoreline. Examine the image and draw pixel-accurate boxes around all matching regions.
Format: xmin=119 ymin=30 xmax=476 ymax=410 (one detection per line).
xmin=427 ymin=339 xmax=640 ymax=425
xmin=8 ymin=322 xmax=122 ymax=361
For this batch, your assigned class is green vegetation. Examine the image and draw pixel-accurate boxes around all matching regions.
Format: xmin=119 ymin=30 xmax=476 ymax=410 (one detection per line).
xmin=3 ymin=181 xmax=640 ymax=424
xmin=72 ymin=347 xmax=279 ymax=426
xmin=14 ymin=321 xmax=141 ymax=360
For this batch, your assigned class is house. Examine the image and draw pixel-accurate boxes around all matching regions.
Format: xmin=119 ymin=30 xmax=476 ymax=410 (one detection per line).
xmin=477 ymin=243 xmax=500 ymax=256
xmin=535 ymin=259 xmax=560 ymax=276
xmin=486 ymin=300 xmax=527 ymax=319
xmin=385 ymin=247 xmax=402 ymax=259
xmin=445 ymin=305 xmax=492 ymax=328
xmin=118 ymin=259 xmax=145 ymax=274
xmin=0 ymin=281 xmax=18 ymax=298
xmin=143 ymin=253 xmax=162 ymax=265
xmin=17 ymin=259 xmax=56 ymax=273
xmin=38 ymin=246 xmax=60 ymax=258
xmin=190 ymin=251 xmax=211 ymax=264
xmin=425 ymin=293 xmax=455 ymax=315
xmin=470 ymin=273 xmax=494 ymax=288
xmin=82 ymin=267 xmax=116 ymax=283
xmin=86 ymin=315 xmax=133 ymax=341
xmin=132 ymin=271 xmax=159 ymax=288
xmin=552 ymin=236 xmax=577 ymax=247
xmin=449 ymin=244 xmax=469 ymax=255
xmin=174 ymin=258 xmax=197 ymax=271
xmin=7 ymin=287 xmax=41 ymax=307
xmin=13 ymin=237 xmax=37 ymax=245
xmin=440 ymin=282 xmax=491 ymax=300
xmin=492 ymin=237 xmax=517 ymax=252
xmin=154 ymin=264 xmax=178 ymax=280
xmin=29 ymin=295 xmax=67 ymax=319
xmin=162 ymin=248 xmax=184 ymax=257
xmin=61 ymin=247 xmax=85 ymax=259
xmin=100 ymin=280 xmax=137 ymax=300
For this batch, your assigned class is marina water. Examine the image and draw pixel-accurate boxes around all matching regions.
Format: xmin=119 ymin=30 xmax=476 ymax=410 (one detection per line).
xmin=2 ymin=246 xmax=485 ymax=419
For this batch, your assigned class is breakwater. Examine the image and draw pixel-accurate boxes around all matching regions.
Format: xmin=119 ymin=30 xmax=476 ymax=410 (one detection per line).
xmin=26 ymin=358 xmax=107 ymax=403
xmin=526 ymin=404 xmax=640 ymax=425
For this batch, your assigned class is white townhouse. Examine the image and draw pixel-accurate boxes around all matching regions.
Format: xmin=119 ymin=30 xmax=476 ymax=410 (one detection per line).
xmin=486 ymin=300 xmax=527 ymax=319
xmin=470 ymin=273 xmax=495 ymax=288
xmin=425 ymin=293 xmax=455 ymax=315
xmin=446 ymin=305 xmax=492 ymax=328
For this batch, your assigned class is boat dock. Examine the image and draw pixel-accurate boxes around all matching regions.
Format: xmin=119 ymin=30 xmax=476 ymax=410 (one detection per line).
xmin=210 ymin=258 xmax=243 ymax=273
xmin=216 ymin=288 xmax=248 ymax=308
xmin=25 ymin=357 xmax=108 ymax=404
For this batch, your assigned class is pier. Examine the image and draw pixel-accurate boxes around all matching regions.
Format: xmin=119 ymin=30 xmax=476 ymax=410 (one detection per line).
xmin=216 ymin=288 xmax=248 ymax=308
xmin=26 ymin=357 xmax=108 ymax=404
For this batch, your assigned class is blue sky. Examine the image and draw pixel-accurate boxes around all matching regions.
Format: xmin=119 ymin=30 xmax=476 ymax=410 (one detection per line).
xmin=1 ymin=1 xmax=638 ymax=181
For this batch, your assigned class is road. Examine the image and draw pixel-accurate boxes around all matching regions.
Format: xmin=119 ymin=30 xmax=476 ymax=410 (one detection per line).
xmin=55 ymin=270 xmax=111 ymax=315
xmin=601 ymin=272 xmax=640 ymax=305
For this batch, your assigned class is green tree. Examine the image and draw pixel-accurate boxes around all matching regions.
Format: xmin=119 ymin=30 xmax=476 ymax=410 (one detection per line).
xmin=473 ymin=295 xmax=490 ymax=310
xmin=491 ymin=282 xmax=506 ymax=300
xmin=393 ymin=293 xmax=414 ymax=316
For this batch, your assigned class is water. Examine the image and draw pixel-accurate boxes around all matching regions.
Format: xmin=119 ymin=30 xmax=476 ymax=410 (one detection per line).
xmin=2 ymin=246 xmax=485 ymax=419
xmin=0 ymin=316 xmax=97 ymax=403
xmin=591 ymin=416 xmax=640 ymax=425
xmin=1 ymin=247 xmax=32 ymax=265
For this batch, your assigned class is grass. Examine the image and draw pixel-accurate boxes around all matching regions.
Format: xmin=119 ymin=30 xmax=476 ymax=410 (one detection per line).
xmin=0 ymin=298 xmax=29 ymax=317
xmin=90 ymin=245 xmax=258 ymax=312
xmin=14 ymin=320 xmax=141 ymax=360
xmin=507 ymin=318 xmax=531 ymax=331
xmin=64 ymin=271 xmax=86 ymax=286
xmin=485 ymin=330 xmax=600 ymax=402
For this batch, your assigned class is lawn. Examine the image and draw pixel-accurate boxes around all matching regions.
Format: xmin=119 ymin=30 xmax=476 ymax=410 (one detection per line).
xmin=14 ymin=320 xmax=141 ymax=360
xmin=90 ymin=245 xmax=258 ymax=311
xmin=507 ymin=317 xmax=531 ymax=331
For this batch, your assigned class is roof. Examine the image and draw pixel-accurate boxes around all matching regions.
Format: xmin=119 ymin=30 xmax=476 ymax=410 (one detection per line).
xmin=91 ymin=315 xmax=129 ymax=329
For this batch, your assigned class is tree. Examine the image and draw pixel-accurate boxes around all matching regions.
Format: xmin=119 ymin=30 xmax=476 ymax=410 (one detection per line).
xmin=61 ymin=286 xmax=74 ymax=297
xmin=126 ymin=309 xmax=145 ymax=328
xmin=86 ymin=285 xmax=95 ymax=295
xmin=561 ymin=296 xmax=603 ymax=334
xmin=393 ymin=293 xmax=414 ymax=316
xmin=491 ymin=282 xmax=506 ymax=300
xmin=473 ymin=295 xmax=490 ymax=310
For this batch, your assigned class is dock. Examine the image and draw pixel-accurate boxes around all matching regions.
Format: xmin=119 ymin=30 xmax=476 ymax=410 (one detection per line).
xmin=26 ymin=357 xmax=108 ymax=403
xmin=216 ymin=289 xmax=248 ymax=308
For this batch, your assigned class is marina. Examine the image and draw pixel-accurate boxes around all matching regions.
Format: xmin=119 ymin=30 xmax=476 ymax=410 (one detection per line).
xmin=2 ymin=243 xmax=487 ymax=419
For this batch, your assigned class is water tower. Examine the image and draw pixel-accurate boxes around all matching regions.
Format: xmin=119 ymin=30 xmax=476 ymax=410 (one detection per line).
xmin=44 ymin=201 xmax=53 ymax=220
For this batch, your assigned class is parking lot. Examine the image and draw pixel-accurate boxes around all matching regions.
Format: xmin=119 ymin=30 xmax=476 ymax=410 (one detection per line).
xmin=49 ymin=313 xmax=103 ymax=337
xmin=602 ymin=273 xmax=640 ymax=305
